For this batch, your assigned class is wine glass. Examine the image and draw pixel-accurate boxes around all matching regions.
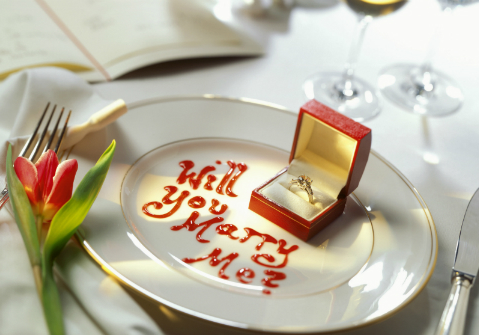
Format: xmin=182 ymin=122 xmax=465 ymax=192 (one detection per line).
xmin=378 ymin=0 xmax=473 ymax=116
xmin=303 ymin=0 xmax=407 ymax=122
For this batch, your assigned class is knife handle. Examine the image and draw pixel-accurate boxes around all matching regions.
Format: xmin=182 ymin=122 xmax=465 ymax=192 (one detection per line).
xmin=434 ymin=274 xmax=472 ymax=335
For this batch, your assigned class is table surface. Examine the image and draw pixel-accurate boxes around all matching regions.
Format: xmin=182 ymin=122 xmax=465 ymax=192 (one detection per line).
xmin=92 ymin=0 xmax=479 ymax=334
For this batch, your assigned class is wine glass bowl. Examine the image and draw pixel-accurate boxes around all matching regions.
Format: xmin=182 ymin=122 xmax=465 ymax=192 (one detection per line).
xmin=303 ymin=0 xmax=408 ymax=122
xmin=346 ymin=0 xmax=407 ymax=16
xmin=377 ymin=0 xmax=473 ymax=116
xmin=378 ymin=63 xmax=463 ymax=116
xmin=304 ymin=72 xmax=381 ymax=122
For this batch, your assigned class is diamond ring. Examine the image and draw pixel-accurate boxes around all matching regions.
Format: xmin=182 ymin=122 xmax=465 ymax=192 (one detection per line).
xmin=288 ymin=175 xmax=314 ymax=204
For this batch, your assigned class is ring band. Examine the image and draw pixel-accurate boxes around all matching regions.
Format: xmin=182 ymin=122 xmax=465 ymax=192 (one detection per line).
xmin=289 ymin=175 xmax=314 ymax=204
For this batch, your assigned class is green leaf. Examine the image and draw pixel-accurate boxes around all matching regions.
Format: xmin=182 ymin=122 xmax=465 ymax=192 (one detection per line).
xmin=43 ymin=140 xmax=116 ymax=267
xmin=42 ymin=266 xmax=64 ymax=335
xmin=40 ymin=140 xmax=115 ymax=335
xmin=5 ymin=145 xmax=41 ymax=267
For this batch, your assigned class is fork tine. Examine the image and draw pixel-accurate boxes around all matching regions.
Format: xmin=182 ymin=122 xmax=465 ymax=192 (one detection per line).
xmin=0 ymin=104 xmax=73 ymax=212
xmin=18 ymin=102 xmax=50 ymax=158
xmin=29 ymin=104 xmax=56 ymax=162
xmin=53 ymin=110 xmax=71 ymax=155
xmin=42 ymin=107 xmax=64 ymax=154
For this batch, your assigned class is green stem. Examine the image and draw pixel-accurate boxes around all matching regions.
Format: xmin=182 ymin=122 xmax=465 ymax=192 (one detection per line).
xmin=33 ymin=264 xmax=43 ymax=300
xmin=36 ymin=215 xmax=43 ymax=245
xmin=42 ymin=263 xmax=65 ymax=335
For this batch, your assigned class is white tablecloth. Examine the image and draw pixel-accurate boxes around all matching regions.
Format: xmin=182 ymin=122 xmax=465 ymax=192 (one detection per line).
xmin=93 ymin=1 xmax=479 ymax=334
xmin=4 ymin=0 xmax=479 ymax=334
xmin=0 ymin=68 xmax=163 ymax=335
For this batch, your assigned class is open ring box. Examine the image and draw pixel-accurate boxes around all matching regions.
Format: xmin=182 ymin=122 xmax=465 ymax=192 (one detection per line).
xmin=248 ymin=100 xmax=372 ymax=241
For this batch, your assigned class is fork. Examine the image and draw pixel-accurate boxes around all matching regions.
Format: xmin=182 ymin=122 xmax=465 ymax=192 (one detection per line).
xmin=0 ymin=103 xmax=71 ymax=210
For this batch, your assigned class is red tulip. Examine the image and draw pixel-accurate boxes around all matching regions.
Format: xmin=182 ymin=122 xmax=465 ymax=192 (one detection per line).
xmin=14 ymin=150 xmax=78 ymax=223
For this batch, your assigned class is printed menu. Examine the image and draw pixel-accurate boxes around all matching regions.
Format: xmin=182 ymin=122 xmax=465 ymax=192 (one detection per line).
xmin=0 ymin=0 xmax=262 ymax=82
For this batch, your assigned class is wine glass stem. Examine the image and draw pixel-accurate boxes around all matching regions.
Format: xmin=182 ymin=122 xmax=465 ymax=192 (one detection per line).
xmin=342 ymin=14 xmax=373 ymax=91
xmin=417 ymin=5 xmax=455 ymax=88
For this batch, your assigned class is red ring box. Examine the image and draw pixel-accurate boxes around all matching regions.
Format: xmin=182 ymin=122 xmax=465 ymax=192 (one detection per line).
xmin=248 ymin=100 xmax=372 ymax=241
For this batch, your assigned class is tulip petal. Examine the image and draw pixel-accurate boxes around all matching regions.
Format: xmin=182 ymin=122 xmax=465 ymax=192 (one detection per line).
xmin=44 ymin=140 xmax=115 ymax=266
xmin=35 ymin=150 xmax=59 ymax=204
xmin=14 ymin=156 xmax=40 ymax=210
xmin=43 ymin=159 xmax=78 ymax=222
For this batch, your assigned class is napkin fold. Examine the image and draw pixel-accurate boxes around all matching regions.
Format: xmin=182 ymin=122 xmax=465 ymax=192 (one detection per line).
xmin=0 ymin=67 xmax=164 ymax=335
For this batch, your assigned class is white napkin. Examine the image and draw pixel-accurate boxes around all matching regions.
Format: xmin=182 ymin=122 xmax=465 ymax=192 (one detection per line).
xmin=0 ymin=67 xmax=164 ymax=335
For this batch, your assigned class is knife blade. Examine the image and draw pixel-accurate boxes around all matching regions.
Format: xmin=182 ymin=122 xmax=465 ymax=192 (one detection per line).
xmin=435 ymin=188 xmax=479 ymax=335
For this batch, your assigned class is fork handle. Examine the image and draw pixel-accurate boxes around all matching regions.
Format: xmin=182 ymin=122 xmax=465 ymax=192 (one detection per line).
xmin=89 ymin=99 xmax=127 ymax=131
xmin=0 ymin=186 xmax=9 ymax=210
xmin=434 ymin=275 xmax=472 ymax=335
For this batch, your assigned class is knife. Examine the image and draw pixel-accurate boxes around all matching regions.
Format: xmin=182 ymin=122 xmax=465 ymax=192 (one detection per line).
xmin=435 ymin=188 xmax=479 ymax=335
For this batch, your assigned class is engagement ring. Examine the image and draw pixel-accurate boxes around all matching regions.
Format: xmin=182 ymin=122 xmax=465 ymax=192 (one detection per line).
xmin=289 ymin=175 xmax=314 ymax=204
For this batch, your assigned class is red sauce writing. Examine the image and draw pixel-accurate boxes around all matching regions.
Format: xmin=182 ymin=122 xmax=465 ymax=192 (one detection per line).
xmin=185 ymin=197 xmax=227 ymax=215
xmin=204 ymin=175 xmax=216 ymax=191
xmin=216 ymin=160 xmax=236 ymax=195
xmin=177 ymin=160 xmax=216 ymax=190
xmin=182 ymin=226 xmax=299 ymax=294
xmin=236 ymin=268 xmax=255 ymax=284
xmin=225 ymin=163 xmax=248 ymax=197
xmin=142 ymin=159 xmax=297 ymax=294
xmin=209 ymin=199 xmax=228 ymax=215
xmin=142 ymin=186 xmax=190 ymax=218
xmin=251 ymin=239 xmax=299 ymax=268
xmin=188 ymin=196 xmax=206 ymax=208
xmin=170 ymin=211 xmax=223 ymax=243
xmin=262 ymin=270 xmax=287 ymax=288
xmin=216 ymin=224 xmax=239 ymax=240
xmin=183 ymin=247 xmax=238 ymax=280
xmin=176 ymin=160 xmax=247 ymax=197
xmin=240 ymin=227 xmax=278 ymax=251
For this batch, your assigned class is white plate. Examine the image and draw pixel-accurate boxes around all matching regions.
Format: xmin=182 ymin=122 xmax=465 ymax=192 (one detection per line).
xmin=73 ymin=96 xmax=437 ymax=333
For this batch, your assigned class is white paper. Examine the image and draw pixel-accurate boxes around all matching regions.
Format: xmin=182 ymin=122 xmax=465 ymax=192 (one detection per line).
xmin=0 ymin=0 xmax=262 ymax=82
xmin=0 ymin=0 xmax=95 ymax=79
